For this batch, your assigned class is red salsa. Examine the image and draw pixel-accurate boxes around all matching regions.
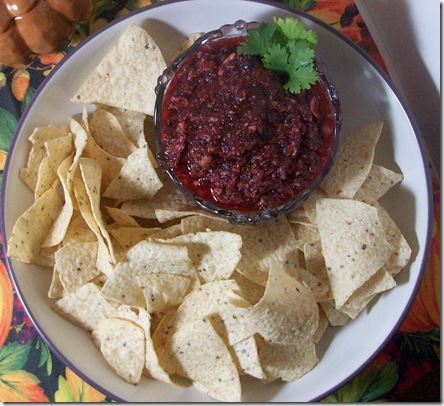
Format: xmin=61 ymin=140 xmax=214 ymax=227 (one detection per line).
xmin=160 ymin=36 xmax=336 ymax=212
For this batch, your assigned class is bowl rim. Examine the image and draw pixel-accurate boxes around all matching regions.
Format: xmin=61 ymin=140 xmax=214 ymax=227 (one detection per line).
xmin=154 ymin=19 xmax=342 ymax=225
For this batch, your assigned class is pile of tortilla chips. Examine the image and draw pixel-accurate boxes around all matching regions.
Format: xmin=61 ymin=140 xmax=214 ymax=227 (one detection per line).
xmin=7 ymin=24 xmax=411 ymax=402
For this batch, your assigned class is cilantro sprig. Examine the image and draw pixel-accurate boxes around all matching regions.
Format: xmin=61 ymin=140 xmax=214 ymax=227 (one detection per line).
xmin=237 ymin=17 xmax=319 ymax=94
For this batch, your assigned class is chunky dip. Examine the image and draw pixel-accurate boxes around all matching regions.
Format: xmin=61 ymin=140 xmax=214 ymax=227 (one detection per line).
xmin=159 ymin=35 xmax=336 ymax=212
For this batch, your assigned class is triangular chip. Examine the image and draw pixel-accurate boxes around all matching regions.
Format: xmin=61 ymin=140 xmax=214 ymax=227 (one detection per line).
xmin=93 ymin=318 xmax=145 ymax=384
xmin=158 ymin=317 xmax=241 ymax=402
xmin=103 ymin=142 xmax=163 ymax=200
xmin=72 ymin=23 xmax=166 ymax=116
xmin=316 ymin=198 xmax=395 ymax=308
xmin=321 ymin=121 xmax=383 ymax=198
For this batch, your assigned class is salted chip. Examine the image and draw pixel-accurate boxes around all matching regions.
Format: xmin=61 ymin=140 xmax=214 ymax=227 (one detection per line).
xmin=19 ymin=124 xmax=70 ymax=191
xmin=93 ymin=318 xmax=145 ymax=384
xmin=340 ymin=268 xmax=396 ymax=319
xmin=35 ymin=133 xmax=73 ymax=199
xmin=138 ymin=273 xmax=191 ymax=313
xmin=72 ymin=23 xmax=167 ymax=116
xmin=154 ymin=231 xmax=242 ymax=283
xmin=154 ymin=280 xmax=250 ymax=350
xmin=256 ymin=334 xmax=319 ymax=382
xmin=55 ymin=241 xmax=100 ymax=293
xmin=73 ymin=116 xmax=126 ymax=191
xmin=168 ymin=32 xmax=203 ymax=64
xmin=354 ymin=164 xmax=403 ymax=205
xmin=103 ymin=142 xmax=163 ymax=200
xmin=320 ymin=300 xmax=350 ymax=326
xmin=181 ymin=215 xmax=299 ymax=286
xmin=155 ymin=208 xmax=211 ymax=224
xmin=316 ymin=198 xmax=395 ymax=308
xmin=78 ymin=158 xmax=116 ymax=263
xmin=121 ymin=177 xmax=198 ymax=219
xmin=313 ymin=306 xmax=329 ymax=344
xmin=301 ymin=188 xmax=326 ymax=225
xmin=149 ymin=224 xmax=183 ymax=240
xmin=89 ymin=108 xmax=137 ymax=158
xmin=291 ymin=222 xmax=319 ymax=250
xmin=296 ymin=267 xmax=329 ymax=302
xmin=53 ymin=283 xmax=118 ymax=332
xmin=303 ymin=240 xmax=333 ymax=301
xmin=112 ymin=305 xmax=177 ymax=385
xmin=375 ymin=203 xmax=412 ymax=274
xmin=244 ymin=265 xmax=319 ymax=345
xmin=7 ymin=180 xmax=64 ymax=264
xmin=321 ymin=121 xmax=383 ymax=198
xmin=109 ymin=226 xmax=161 ymax=250
xmin=231 ymin=335 xmax=265 ymax=380
xmin=48 ymin=266 xmax=64 ymax=299
xmin=105 ymin=206 xmax=140 ymax=227
xmin=159 ymin=317 xmax=241 ymax=402
xmin=231 ymin=271 xmax=265 ymax=306
xmin=43 ymin=154 xmax=75 ymax=247
xmin=99 ymin=105 xmax=147 ymax=147
xmin=101 ymin=240 xmax=196 ymax=307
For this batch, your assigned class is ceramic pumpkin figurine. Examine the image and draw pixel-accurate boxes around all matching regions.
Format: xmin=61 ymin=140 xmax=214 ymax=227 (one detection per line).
xmin=0 ymin=0 xmax=94 ymax=67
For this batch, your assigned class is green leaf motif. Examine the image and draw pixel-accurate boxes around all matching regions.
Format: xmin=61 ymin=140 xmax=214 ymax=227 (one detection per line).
xmin=0 ymin=341 xmax=32 ymax=374
xmin=283 ymin=0 xmax=317 ymax=12
xmin=21 ymin=86 xmax=36 ymax=115
xmin=0 ymin=108 xmax=17 ymax=152
xmin=322 ymin=362 xmax=399 ymax=402
xmin=36 ymin=337 xmax=53 ymax=376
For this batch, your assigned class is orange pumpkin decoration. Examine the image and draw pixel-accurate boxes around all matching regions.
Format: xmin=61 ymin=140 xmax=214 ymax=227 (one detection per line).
xmin=400 ymin=174 xmax=441 ymax=333
xmin=0 ymin=0 xmax=94 ymax=67
xmin=0 ymin=258 xmax=13 ymax=348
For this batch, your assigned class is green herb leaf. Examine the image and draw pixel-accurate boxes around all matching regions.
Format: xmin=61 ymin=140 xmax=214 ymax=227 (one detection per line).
xmin=237 ymin=17 xmax=318 ymax=94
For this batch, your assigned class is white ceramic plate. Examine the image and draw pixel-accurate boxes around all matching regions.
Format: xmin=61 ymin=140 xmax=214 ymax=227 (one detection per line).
xmin=1 ymin=0 xmax=432 ymax=402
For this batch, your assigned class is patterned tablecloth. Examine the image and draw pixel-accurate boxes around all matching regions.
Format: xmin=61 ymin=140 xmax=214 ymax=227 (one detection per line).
xmin=0 ymin=0 xmax=440 ymax=402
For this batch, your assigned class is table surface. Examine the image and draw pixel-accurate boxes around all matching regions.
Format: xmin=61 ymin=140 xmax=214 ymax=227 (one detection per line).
xmin=0 ymin=0 xmax=440 ymax=402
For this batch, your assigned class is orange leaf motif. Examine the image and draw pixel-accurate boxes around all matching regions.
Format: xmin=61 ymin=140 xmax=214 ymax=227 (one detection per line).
xmin=0 ymin=370 xmax=49 ymax=402
xmin=11 ymin=70 xmax=30 ymax=102
xmin=0 ymin=261 xmax=13 ymax=348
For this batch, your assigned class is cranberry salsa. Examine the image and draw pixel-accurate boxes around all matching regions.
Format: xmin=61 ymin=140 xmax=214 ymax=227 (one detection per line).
xmin=159 ymin=35 xmax=336 ymax=212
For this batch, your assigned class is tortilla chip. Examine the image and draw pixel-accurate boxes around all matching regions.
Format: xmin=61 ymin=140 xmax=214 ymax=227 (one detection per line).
xmin=109 ymin=226 xmax=161 ymax=251
xmin=93 ymin=317 xmax=145 ymax=384
xmin=244 ymin=265 xmax=319 ymax=345
xmin=55 ymin=241 xmax=100 ymax=293
xmin=19 ymin=124 xmax=70 ymax=191
xmin=53 ymin=282 xmax=118 ymax=332
xmin=321 ymin=121 xmax=383 ymax=198
xmin=256 ymin=334 xmax=319 ymax=382
xmin=72 ymin=23 xmax=167 ymax=116
xmin=138 ymin=273 xmax=191 ymax=314
xmin=103 ymin=142 xmax=163 ymax=200
xmin=231 ymin=335 xmax=265 ymax=380
xmin=316 ymin=198 xmax=395 ymax=308
xmin=340 ymin=268 xmax=396 ymax=319
xmin=159 ymin=317 xmax=241 ymax=402
xmin=35 ymin=133 xmax=73 ymax=199
xmin=354 ymin=164 xmax=403 ymax=205
xmin=153 ymin=231 xmax=242 ymax=283
xmin=101 ymin=240 xmax=196 ymax=307
xmin=89 ymin=108 xmax=137 ymax=158
xmin=7 ymin=180 xmax=64 ymax=263
xmin=105 ymin=206 xmax=141 ymax=227
xmin=181 ymin=215 xmax=299 ymax=287
xmin=99 ymin=105 xmax=147 ymax=148
xmin=43 ymin=154 xmax=75 ymax=247
xmin=375 ymin=203 xmax=412 ymax=274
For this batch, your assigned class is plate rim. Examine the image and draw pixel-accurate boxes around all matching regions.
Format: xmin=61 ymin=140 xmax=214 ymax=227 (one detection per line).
xmin=0 ymin=0 xmax=434 ymax=402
